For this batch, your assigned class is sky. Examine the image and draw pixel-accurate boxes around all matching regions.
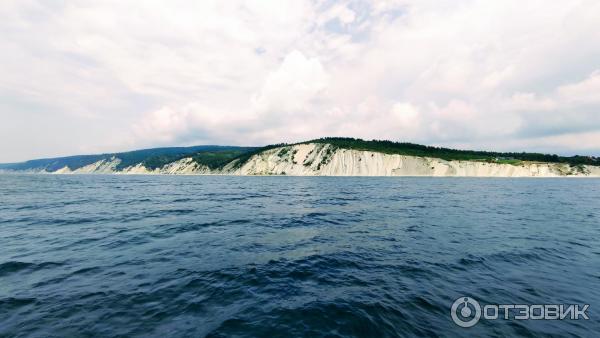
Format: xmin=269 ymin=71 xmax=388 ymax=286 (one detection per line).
xmin=1 ymin=0 xmax=600 ymax=162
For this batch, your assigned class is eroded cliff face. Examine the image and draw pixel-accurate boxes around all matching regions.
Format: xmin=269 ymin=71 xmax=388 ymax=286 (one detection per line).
xmin=50 ymin=157 xmax=211 ymax=175
xmin=230 ymin=143 xmax=600 ymax=177
xmin=36 ymin=143 xmax=600 ymax=177
xmin=119 ymin=158 xmax=211 ymax=175
xmin=52 ymin=157 xmax=121 ymax=174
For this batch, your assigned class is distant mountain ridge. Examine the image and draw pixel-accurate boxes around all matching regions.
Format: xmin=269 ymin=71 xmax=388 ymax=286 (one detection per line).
xmin=1 ymin=138 xmax=599 ymax=177
xmin=0 ymin=145 xmax=257 ymax=172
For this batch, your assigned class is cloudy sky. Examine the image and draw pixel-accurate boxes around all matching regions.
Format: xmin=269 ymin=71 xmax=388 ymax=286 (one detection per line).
xmin=1 ymin=0 xmax=600 ymax=162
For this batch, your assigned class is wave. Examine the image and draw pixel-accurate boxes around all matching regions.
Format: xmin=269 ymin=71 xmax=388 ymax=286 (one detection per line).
xmin=0 ymin=261 xmax=64 ymax=277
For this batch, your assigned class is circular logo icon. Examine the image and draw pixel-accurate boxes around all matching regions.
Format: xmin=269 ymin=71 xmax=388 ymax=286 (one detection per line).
xmin=451 ymin=297 xmax=481 ymax=327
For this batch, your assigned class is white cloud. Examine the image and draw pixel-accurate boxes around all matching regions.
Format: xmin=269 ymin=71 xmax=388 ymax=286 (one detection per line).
xmin=319 ymin=3 xmax=356 ymax=26
xmin=2 ymin=0 xmax=600 ymax=161
xmin=390 ymin=102 xmax=420 ymax=129
xmin=132 ymin=50 xmax=331 ymax=146
xmin=252 ymin=50 xmax=329 ymax=113
xmin=557 ymin=70 xmax=600 ymax=105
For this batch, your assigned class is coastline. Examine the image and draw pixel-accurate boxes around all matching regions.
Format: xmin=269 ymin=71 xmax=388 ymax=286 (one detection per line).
xmin=3 ymin=143 xmax=599 ymax=178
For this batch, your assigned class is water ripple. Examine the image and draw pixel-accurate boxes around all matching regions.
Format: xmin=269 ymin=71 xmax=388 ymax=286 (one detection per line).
xmin=1 ymin=175 xmax=599 ymax=337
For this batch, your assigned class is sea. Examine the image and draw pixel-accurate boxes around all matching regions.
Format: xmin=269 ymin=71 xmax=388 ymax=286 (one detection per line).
xmin=1 ymin=174 xmax=599 ymax=337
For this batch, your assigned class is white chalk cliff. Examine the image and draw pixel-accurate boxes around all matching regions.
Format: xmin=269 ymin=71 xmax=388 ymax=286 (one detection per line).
xmin=40 ymin=143 xmax=600 ymax=177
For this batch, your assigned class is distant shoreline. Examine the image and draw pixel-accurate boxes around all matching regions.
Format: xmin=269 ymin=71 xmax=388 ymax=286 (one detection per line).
xmin=2 ymin=138 xmax=598 ymax=177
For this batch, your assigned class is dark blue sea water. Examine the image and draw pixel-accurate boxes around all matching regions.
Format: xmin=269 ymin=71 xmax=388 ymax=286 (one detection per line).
xmin=1 ymin=175 xmax=599 ymax=337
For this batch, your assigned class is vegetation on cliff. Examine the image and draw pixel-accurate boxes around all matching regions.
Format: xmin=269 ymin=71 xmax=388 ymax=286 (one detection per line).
xmin=301 ymin=137 xmax=599 ymax=167
xmin=1 ymin=137 xmax=598 ymax=172
xmin=227 ymin=144 xmax=287 ymax=169
xmin=191 ymin=149 xmax=256 ymax=169
xmin=0 ymin=146 xmax=256 ymax=172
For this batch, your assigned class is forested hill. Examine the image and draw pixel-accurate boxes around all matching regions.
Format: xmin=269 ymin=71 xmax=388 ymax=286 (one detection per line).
xmin=0 ymin=145 xmax=257 ymax=172
xmin=1 ymin=137 xmax=598 ymax=172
